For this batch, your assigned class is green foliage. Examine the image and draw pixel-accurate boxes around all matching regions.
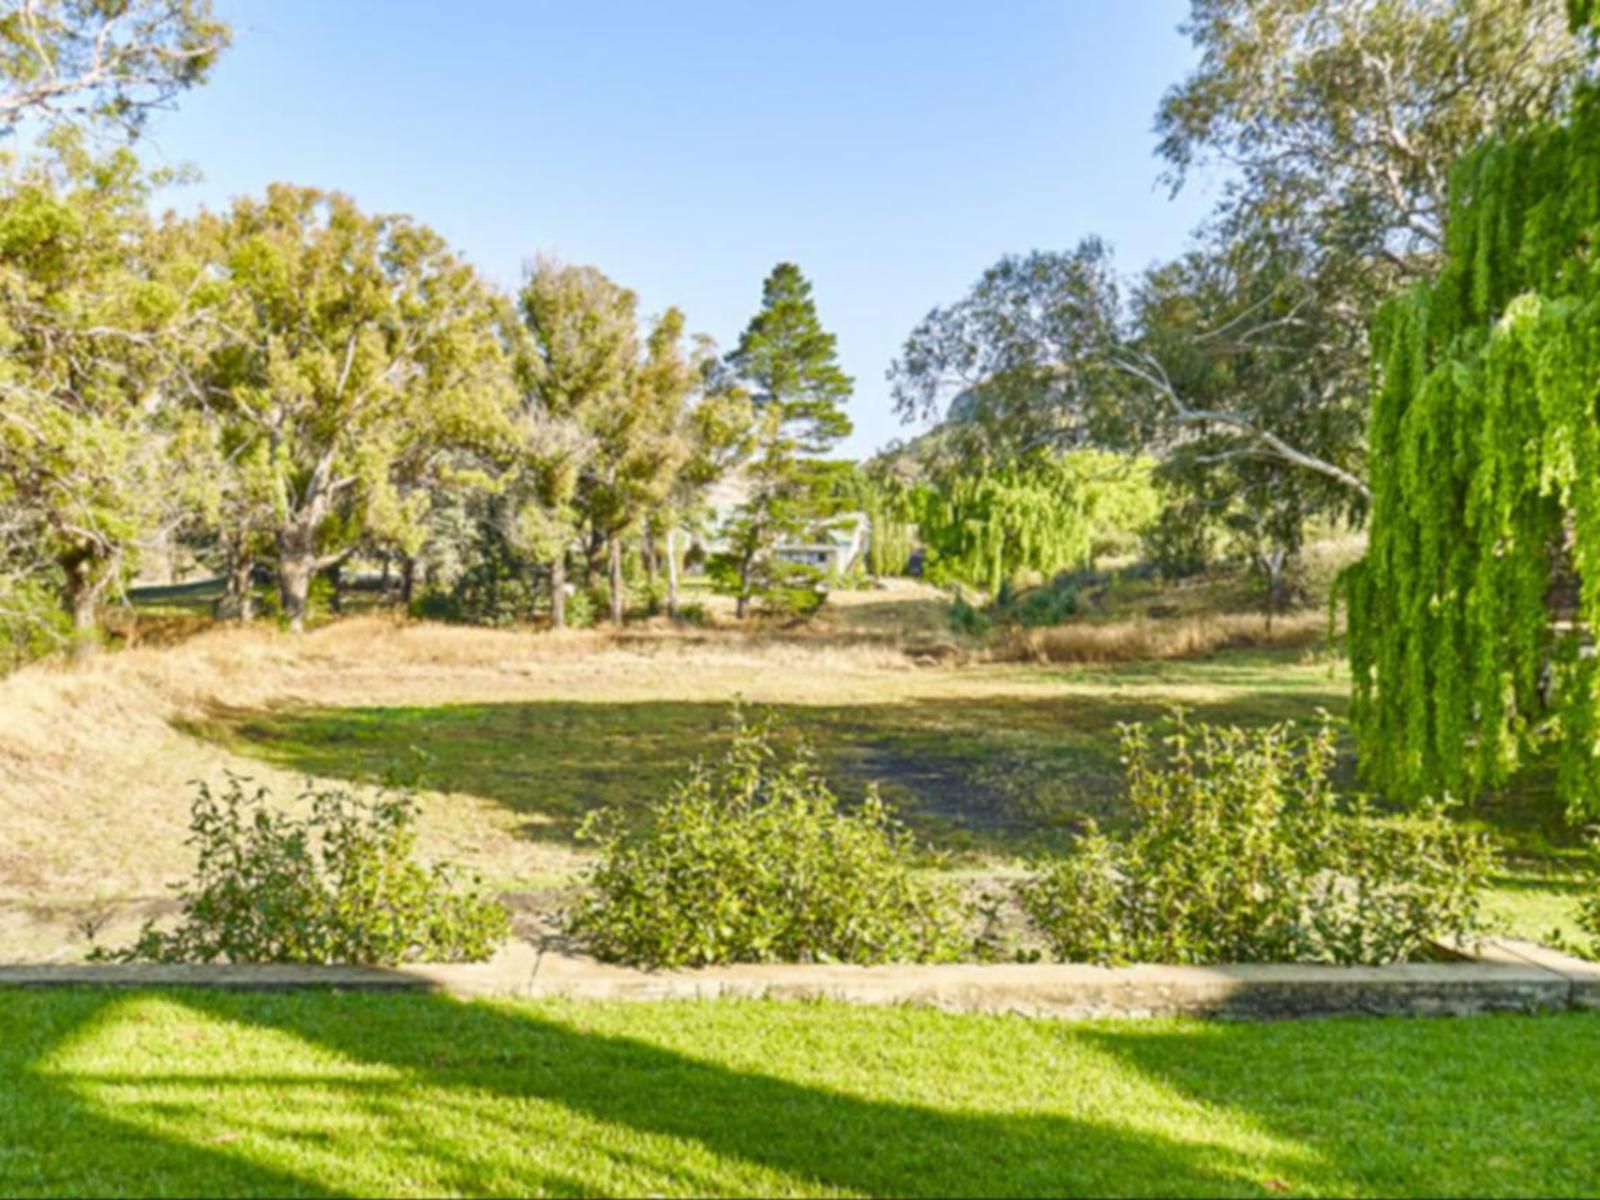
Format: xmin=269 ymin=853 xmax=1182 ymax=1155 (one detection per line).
xmin=714 ymin=263 xmax=854 ymax=616
xmin=1576 ymin=834 xmax=1600 ymax=958
xmin=195 ymin=184 xmax=518 ymax=631
xmin=567 ymin=710 xmax=968 ymax=968
xmin=914 ymin=450 xmax=1157 ymax=594
xmin=672 ymin=600 xmax=710 ymax=627
xmin=1012 ymin=577 xmax=1080 ymax=628
xmin=945 ymin=595 xmax=989 ymax=637
xmin=856 ymin=470 xmax=918 ymax=577
xmin=0 ymin=0 xmax=230 ymax=140
xmin=1141 ymin=498 xmax=1218 ymax=578
xmin=1021 ymin=714 xmax=1496 ymax=966
xmin=0 ymin=574 xmax=70 ymax=673
xmin=1344 ymin=81 xmax=1600 ymax=818
xmin=97 ymin=775 xmax=510 ymax=965
xmin=726 ymin=263 xmax=853 ymax=451
xmin=0 ymin=146 xmax=208 ymax=648
xmin=563 ymin=587 xmax=599 ymax=629
xmin=889 ymin=243 xmax=1123 ymax=449
xmin=708 ymin=552 xmax=827 ymax=622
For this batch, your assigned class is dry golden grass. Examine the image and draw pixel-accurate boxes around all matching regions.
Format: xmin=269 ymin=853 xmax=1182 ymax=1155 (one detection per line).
xmin=0 ymin=599 xmax=1345 ymax=959
xmin=0 ymin=617 xmax=935 ymax=903
xmin=988 ymin=611 xmax=1328 ymax=665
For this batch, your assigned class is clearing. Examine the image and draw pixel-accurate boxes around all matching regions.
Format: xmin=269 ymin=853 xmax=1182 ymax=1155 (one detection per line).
xmin=0 ymin=585 xmax=1586 ymax=959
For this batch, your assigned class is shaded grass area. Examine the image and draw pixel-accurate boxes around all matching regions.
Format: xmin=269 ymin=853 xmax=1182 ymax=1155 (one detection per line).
xmin=3 ymin=988 xmax=1598 ymax=1198
xmin=196 ymin=649 xmax=1345 ymax=858
xmin=186 ymin=646 xmax=1592 ymax=946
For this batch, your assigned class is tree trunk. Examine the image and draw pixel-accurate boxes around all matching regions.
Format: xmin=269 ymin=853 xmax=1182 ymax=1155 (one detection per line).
xmin=277 ymin=525 xmax=316 ymax=634
xmin=665 ymin=526 xmax=680 ymax=618
xmin=549 ymin=554 xmax=567 ymax=630
xmin=584 ymin=528 xmax=606 ymax=589
xmin=400 ymin=555 xmax=419 ymax=607
xmin=62 ymin=553 xmax=103 ymax=660
xmin=226 ymin=552 xmax=256 ymax=623
xmin=59 ymin=545 xmax=118 ymax=660
xmin=328 ymin=561 xmax=345 ymax=615
xmin=736 ymin=552 xmax=753 ymax=620
xmin=642 ymin=534 xmax=658 ymax=587
xmin=70 ymin=585 xmax=98 ymax=657
xmin=608 ymin=536 xmax=625 ymax=624
xmin=1257 ymin=547 xmax=1290 ymax=632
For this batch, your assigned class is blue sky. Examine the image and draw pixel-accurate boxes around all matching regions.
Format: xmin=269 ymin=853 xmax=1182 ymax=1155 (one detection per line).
xmin=141 ymin=0 xmax=1222 ymax=458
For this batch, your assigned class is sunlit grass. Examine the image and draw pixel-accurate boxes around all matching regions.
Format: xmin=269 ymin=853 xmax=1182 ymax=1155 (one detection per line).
xmin=4 ymin=989 xmax=1599 ymax=1198
xmin=201 ymin=648 xmax=1347 ymax=860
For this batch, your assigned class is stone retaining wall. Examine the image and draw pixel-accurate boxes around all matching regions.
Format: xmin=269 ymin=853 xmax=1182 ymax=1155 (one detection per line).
xmin=3 ymin=939 xmax=1596 ymax=1020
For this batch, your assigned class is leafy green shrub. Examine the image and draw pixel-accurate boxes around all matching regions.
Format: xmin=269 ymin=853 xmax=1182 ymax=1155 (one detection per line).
xmin=707 ymin=554 xmax=827 ymax=622
xmin=0 ymin=576 xmax=70 ymax=674
xmin=96 ymin=775 xmax=510 ymax=965
xmin=1020 ymin=714 xmax=1495 ymax=965
xmin=449 ymin=561 xmax=538 ymax=627
xmin=409 ymin=589 xmax=462 ymax=622
xmin=947 ymin=596 xmax=990 ymax=637
xmin=673 ymin=601 xmax=711 ymax=627
xmin=757 ymin=560 xmax=829 ymax=621
xmin=1015 ymin=579 xmax=1079 ymax=627
xmin=1577 ymin=836 xmax=1600 ymax=959
xmin=564 ymin=588 xmax=599 ymax=628
xmin=1142 ymin=500 xmax=1219 ymax=579
xmin=567 ymin=710 xmax=968 ymax=967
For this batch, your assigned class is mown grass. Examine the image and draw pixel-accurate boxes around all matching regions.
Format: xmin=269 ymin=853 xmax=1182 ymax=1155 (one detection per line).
xmin=2 ymin=989 xmax=1598 ymax=1198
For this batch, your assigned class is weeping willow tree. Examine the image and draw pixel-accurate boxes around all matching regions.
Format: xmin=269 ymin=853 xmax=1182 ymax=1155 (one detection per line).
xmin=858 ymin=476 xmax=918 ymax=577
xmin=1344 ymin=33 xmax=1600 ymax=818
xmin=915 ymin=451 xmax=1156 ymax=594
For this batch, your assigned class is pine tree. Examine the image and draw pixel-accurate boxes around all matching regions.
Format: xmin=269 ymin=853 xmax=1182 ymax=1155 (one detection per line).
xmin=716 ymin=263 xmax=853 ymax=618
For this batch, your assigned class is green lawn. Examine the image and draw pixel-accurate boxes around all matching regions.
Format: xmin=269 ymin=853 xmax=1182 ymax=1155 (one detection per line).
xmin=198 ymin=648 xmax=1345 ymax=858
xmin=191 ymin=645 xmax=1595 ymax=946
xmin=2 ymin=989 xmax=1597 ymax=1198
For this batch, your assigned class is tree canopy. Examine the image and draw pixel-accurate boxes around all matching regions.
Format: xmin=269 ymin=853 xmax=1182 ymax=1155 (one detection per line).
xmin=1 ymin=0 xmax=229 ymax=139
xmin=1343 ymin=38 xmax=1600 ymax=816
xmin=715 ymin=262 xmax=853 ymax=617
xmin=195 ymin=184 xmax=517 ymax=630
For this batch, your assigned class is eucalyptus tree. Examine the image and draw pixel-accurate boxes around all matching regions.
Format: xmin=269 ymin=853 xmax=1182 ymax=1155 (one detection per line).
xmin=1 ymin=0 xmax=229 ymax=139
xmin=0 ymin=143 xmax=216 ymax=651
xmin=590 ymin=305 xmax=696 ymax=623
xmin=196 ymin=184 xmax=516 ymax=631
xmin=517 ymin=259 xmax=638 ymax=623
xmin=895 ymin=1 xmax=1587 ymax=526
xmin=889 ymin=244 xmax=1122 ymax=458
xmin=718 ymin=262 xmax=853 ymax=617
xmin=1158 ymin=0 xmax=1584 ymax=272
xmin=1140 ymin=0 xmax=1587 ymax=491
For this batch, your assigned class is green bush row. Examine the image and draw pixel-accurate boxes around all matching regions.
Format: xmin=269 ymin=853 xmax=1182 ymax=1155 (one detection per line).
xmin=1020 ymin=715 xmax=1496 ymax=965
xmin=570 ymin=710 xmax=1500 ymax=969
xmin=95 ymin=775 xmax=510 ymax=965
xmin=108 ymin=710 xmax=1570 ymax=970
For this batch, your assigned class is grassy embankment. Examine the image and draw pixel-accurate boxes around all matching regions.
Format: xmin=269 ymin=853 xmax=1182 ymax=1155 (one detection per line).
xmin=0 ymin=578 xmax=1589 ymax=957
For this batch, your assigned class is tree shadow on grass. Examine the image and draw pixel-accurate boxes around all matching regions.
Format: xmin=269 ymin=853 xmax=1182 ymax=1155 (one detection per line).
xmin=184 ymin=686 xmax=1343 ymax=858
xmin=0 ymin=990 xmax=336 ymax=1198
xmin=13 ymin=987 xmax=1600 ymax=1196
xmin=15 ymin=986 xmax=1336 ymax=1198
